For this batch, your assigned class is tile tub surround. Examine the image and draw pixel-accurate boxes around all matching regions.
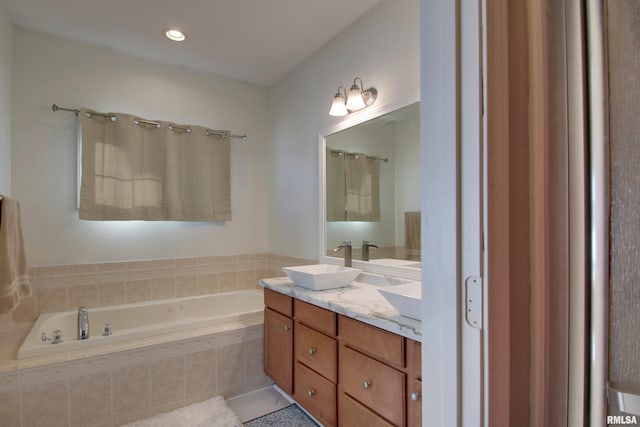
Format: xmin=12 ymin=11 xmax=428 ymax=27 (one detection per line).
xmin=0 ymin=322 xmax=270 ymax=427
xmin=259 ymin=276 xmax=422 ymax=341
xmin=0 ymin=253 xmax=315 ymax=364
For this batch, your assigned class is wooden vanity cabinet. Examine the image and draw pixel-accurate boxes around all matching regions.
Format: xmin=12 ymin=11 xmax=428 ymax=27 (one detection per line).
xmin=264 ymin=289 xmax=294 ymax=394
xmin=263 ymin=289 xmax=422 ymax=427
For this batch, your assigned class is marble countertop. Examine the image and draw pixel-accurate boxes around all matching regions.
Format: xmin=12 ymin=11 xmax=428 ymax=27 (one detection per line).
xmin=259 ymin=276 xmax=422 ymax=342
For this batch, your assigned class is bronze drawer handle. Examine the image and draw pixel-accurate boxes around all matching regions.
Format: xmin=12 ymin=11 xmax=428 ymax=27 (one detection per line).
xmin=308 ymin=348 xmax=316 ymax=355
xmin=284 ymin=324 xmax=291 ymax=332
xmin=363 ymin=380 xmax=372 ymax=390
xmin=411 ymin=392 xmax=421 ymax=401
xmin=308 ymin=389 xmax=316 ymax=397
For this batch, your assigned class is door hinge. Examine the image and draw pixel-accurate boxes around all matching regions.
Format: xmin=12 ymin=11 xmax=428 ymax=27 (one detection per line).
xmin=465 ymin=276 xmax=483 ymax=329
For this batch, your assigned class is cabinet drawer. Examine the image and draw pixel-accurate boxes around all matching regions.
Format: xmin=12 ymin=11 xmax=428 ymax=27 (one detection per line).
xmin=264 ymin=288 xmax=292 ymax=317
xmin=340 ymin=316 xmax=405 ymax=367
xmin=340 ymin=392 xmax=394 ymax=427
xmin=295 ymin=322 xmax=337 ymax=382
xmin=340 ymin=346 xmax=405 ymax=426
xmin=294 ymin=299 xmax=336 ymax=336
xmin=294 ymin=362 xmax=336 ymax=427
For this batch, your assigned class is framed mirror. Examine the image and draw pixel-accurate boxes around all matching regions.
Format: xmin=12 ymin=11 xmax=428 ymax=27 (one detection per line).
xmin=319 ymin=100 xmax=421 ymax=279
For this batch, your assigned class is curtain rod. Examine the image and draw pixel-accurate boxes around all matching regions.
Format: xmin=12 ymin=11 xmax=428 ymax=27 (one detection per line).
xmin=52 ymin=104 xmax=248 ymax=142
xmin=329 ymin=148 xmax=388 ymax=163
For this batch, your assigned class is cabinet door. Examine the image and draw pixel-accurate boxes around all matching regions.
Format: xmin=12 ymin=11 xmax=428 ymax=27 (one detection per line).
xmin=264 ymin=308 xmax=293 ymax=394
xmin=408 ymin=379 xmax=422 ymax=427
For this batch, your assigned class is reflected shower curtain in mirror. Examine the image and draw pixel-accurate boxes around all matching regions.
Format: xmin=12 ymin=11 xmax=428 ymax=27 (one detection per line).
xmin=79 ymin=109 xmax=231 ymax=221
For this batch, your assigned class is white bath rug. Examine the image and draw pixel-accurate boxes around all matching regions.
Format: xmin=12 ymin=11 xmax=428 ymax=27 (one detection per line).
xmin=122 ymin=395 xmax=242 ymax=427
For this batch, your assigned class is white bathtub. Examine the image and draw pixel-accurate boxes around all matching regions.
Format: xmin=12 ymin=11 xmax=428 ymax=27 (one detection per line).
xmin=17 ymin=289 xmax=264 ymax=359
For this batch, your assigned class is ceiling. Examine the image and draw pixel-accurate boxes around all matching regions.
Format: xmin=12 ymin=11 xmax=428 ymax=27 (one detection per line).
xmin=4 ymin=0 xmax=380 ymax=87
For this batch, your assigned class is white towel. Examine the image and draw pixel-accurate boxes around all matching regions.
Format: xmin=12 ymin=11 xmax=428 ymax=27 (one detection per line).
xmin=0 ymin=196 xmax=32 ymax=315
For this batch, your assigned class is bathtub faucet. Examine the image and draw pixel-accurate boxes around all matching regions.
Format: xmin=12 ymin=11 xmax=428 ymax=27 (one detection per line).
xmin=78 ymin=306 xmax=89 ymax=340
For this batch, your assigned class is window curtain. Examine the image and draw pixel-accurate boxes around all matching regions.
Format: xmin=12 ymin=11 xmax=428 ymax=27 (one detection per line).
xmin=345 ymin=153 xmax=380 ymax=221
xmin=79 ymin=109 xmax=231 ymax=221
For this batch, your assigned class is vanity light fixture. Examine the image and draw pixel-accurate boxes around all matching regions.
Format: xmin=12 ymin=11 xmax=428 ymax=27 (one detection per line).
xmin=329 ymin=77 xmax=377 ymax=117
xmin=329 ymin=86 xmax=349 ymax=116
xmin=164 ymin=28 xmax=186 ymax=42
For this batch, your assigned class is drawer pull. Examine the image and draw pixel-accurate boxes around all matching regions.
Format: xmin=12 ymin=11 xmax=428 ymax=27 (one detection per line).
xmin=308 ymin=348 xmax=316 ymax=355
xmin=363 ymin=380 xmax=372 ymax=390
xmin=307 ymin=389 xmax=315 ymax=397
xmin=283 ymin=324 xmax=291 ymax=332
xmin=411 ymin=392 xmax=421 ymax=401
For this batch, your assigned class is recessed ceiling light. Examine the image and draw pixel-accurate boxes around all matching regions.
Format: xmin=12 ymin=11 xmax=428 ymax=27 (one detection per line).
xmin=164 ymin=29 xmax=186 ymax=42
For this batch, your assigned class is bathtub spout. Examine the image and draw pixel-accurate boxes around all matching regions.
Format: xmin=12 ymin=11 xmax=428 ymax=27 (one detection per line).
xmin=78 ymin=306 xmax=89 ymax=340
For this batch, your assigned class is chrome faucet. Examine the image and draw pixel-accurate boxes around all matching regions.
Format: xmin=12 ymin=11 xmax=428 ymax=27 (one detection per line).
xmin=362 ymin=240 xmax=379 ymax=262
xmin=78 ymin=306 xmax=89 ymax=340
xmin=333 ymin=241 xmax=353 ymax=267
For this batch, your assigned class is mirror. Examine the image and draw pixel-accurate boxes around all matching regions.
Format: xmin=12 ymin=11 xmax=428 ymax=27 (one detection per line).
xmin=321 ymin=101 xmax=421 ymax=270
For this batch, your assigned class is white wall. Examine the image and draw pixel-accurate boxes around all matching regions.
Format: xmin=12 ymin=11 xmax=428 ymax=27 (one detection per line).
xmin=12 ymin=27 xmax=270 ymax=266
xmin=268 ymin=0 xmax=420 ymax=259
xmin=0 ymin=0 xmax=12 ymax=196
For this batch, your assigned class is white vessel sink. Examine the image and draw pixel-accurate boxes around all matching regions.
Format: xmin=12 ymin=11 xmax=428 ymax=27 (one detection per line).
xmin=377 ymin=282 xmax=422 ymax=320
xmin=282 ymin=264 xmax=362 ymax=291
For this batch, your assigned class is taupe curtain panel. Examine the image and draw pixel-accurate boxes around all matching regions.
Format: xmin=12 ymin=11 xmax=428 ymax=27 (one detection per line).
xmin=79 ymin=109 xmax=231 ymax=221
xmin=326 ymin=148 xmax=380 ymax=222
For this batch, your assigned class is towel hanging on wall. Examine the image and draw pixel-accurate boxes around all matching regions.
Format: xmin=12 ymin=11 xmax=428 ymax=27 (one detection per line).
xmin=79 ymin=109 xmax=232 ymax=221
xmin=0 ymin=196 xmax=32 ymax=315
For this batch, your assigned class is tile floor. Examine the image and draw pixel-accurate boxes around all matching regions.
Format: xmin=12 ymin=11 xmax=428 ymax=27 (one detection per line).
xmin=227 ymin=385 xmax=323 ymax=425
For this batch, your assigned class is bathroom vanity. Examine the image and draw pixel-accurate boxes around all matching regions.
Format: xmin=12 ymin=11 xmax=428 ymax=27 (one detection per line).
xmin=261 ymin=278 xmax=422 ymax=427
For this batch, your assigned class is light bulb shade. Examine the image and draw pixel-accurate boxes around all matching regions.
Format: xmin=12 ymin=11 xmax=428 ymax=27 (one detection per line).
xmin=329 ymin=93 xmax=348 ymax=116
xmin=346 ymin=84 xmax=366 ymax=111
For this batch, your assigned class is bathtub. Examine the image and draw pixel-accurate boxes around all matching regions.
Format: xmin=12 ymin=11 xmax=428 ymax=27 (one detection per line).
xmin=17 ymin=289 xmax=264 ymax=359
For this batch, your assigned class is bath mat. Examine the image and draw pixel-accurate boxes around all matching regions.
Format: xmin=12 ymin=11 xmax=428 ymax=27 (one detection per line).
xmin=243 ymin=404 xmax=319 ymax=426
xmin=122 ymin=395 xmax=242 ymax=427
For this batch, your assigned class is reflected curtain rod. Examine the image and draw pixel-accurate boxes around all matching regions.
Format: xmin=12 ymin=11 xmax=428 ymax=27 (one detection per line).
xmin=329 ymin=148 xmax=388 ymax=163
xmin=51 ymin=104 xmax=248 ymax=142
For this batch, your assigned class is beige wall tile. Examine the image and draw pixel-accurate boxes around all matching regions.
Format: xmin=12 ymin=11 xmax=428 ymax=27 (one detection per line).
xmin=237 ymin=271 xmax=257 ymax=289
xmin=150 ymin=356 xmax=185 ymax=409
xmin=12 ymin=296 xmax=36 ymax=322
xmin=151 ymin=278 xmax=175 ymax=300
xmin=30 ymin=265 xmax=68 ymax=277
xmin=197 ymin=274 xmax=219 ymax=295
xmin=67 ymin=263 xmax=100 ymax=275
xmin=112 ymin=365 xmax=150 ymax=425
xmin=22 ymin=380 xmax=69 ymax=427
xmin=216 ymin=342 xmax=244 ymax=398
xmin=185 ymin=349 xmax=217 ymax=404
xmin=98 ymin=282 xmax=126 ymax=306
xmin=68 ymin=285 xmax=98 ymax=309
xmin=0 ymin=389 xmax=20 ymax=427
xmin=218 ymin=272 xmax=238 ymax=292
xmin=69 ymin=372 xmax=111 ymax=427
xmin=126 ymin=279 xmax=152 ymax=303
xmin=36 ymin=287 xmax=68 ymax=314
xmin=176 ymin=276 xmax=198 ymax=297
xmin=244 ymin=338 xmax=270 ymax=392
xmin=0 ymin=373 xmax=20 ymax=426
xmin=35 ymin=275 xmax=68 ymax=289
